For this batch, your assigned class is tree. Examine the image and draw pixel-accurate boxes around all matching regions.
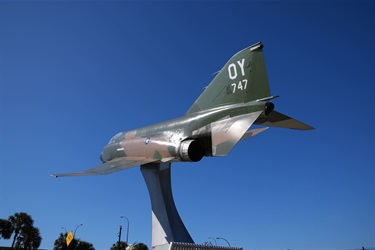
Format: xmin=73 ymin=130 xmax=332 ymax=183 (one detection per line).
xmin=0 ymin=218 xmax=13 ymax=239
xmin=76 ymin=240 xmax=95 ymax=250
xmin=53 ymin=233 xmax=69 ymax=250
xmin=110 ymin=241 xmax=128 ymax=250
xmin=53 ymin=233 xmax=95 ymax=250
xmin=3 ymin=212 xmax=42 ymax=249
xmin=14 ymin=226 xmax=41 ymax=249
xmin=133 ymin=242 xmax=148 ymax=250
xmin=110 ymin=242 xmax=148 ymax=250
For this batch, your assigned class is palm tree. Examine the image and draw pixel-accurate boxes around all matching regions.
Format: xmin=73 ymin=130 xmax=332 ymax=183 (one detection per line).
xmin=14 ymin=226 xmax=41 ymax=249
xmin=7 ymin=212 xmax=41 ymax=249
xmin=0 ymin=219 xmax=13 ymax=239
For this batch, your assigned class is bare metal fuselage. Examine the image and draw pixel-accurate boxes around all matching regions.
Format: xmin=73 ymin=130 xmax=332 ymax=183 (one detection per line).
xmin=100 ymin=100 xmax=266 ymax=164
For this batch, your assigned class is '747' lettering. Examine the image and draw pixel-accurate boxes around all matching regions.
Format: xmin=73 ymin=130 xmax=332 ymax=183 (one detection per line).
xmin=229 ymin=79 xmax=248 ymax=93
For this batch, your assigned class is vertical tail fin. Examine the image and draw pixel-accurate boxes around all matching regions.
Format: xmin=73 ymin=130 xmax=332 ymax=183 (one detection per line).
xmin=187 ymin=42 xmax=271 ymax=114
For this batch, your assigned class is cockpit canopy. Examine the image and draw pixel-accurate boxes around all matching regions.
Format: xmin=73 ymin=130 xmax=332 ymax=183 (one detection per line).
xmin=108 ymin=131 xmax=125 ymax=144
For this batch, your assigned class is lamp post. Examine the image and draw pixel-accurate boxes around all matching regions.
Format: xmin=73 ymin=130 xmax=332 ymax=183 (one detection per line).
xmin=74 ymin=224 xmax=83 ymax=237
xmin=216 ymin=237 xmax=230 ymax=246
xmin=120 ymin=216 xmax=129 ymax=245
xmin=208 ymin=237 xmax=217 ymax=246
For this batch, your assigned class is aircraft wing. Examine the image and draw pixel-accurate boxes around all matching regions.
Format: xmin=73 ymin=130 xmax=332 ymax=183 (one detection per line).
xmin=255 ymin=111 xmax=314 ymax=130
xmin=51 ymin=157 xmax=158 ymax=177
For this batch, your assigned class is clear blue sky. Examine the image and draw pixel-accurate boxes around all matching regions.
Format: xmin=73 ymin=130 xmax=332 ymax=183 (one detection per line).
xmin=1 ymin=1 xmax=374 ymax=250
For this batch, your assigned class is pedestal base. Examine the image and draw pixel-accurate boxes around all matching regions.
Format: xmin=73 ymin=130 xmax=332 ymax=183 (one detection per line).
xmin=141 ymin=162 xmax=194 ymax=249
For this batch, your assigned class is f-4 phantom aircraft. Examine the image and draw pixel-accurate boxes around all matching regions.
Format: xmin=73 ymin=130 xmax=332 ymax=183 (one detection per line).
xmin=51 ymin=42 xmax=313 ymax=178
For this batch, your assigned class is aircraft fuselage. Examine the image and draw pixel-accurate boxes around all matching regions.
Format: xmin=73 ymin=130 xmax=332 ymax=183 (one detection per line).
xmin=100 ymin=100 xmax=266 ymax=163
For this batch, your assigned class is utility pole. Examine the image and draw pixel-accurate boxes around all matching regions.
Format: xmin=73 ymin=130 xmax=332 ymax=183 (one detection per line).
xmin=118 ymin=225 xmax=122 ymax=250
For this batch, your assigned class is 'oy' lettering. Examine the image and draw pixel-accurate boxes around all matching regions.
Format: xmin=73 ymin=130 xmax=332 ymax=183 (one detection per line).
xmin=228 ymin=58 xmax=245 ymax=80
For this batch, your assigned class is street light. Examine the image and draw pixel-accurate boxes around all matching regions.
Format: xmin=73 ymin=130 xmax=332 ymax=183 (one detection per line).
xmin=61 ymin=227 xmax=67 ymax=234
xmin=216 ymin=237 xmax=230 ymax=246
xmin=208 ymin=237 xmax=217 ymax=246
xmin=120 ymin=216 xmax=130 ymax=245
xmin=74 ymin=224 xmax=83 ymax=237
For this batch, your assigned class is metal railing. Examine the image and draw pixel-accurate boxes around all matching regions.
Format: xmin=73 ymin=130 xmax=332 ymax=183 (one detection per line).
xmin=169 ymin=242 xmax=243 ymax=250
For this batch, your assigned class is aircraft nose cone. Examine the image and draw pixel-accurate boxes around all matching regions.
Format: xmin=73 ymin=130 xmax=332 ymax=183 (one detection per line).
xmin=100 ymin=144 xmax=114 ymax=163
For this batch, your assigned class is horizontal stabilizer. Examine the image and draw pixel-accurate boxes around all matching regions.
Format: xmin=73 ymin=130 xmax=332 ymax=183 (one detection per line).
xmin=240 ymin=127 xmax=269 ymax=141
xmin=255 ymin=111 xmax=314 ymax=130
xmin=51 ymin=158 xmax=157 ymax=177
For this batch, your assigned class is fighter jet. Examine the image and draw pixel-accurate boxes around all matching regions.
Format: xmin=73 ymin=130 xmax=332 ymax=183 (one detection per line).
xmin=51 ymin=42 xmax=313 ymax=178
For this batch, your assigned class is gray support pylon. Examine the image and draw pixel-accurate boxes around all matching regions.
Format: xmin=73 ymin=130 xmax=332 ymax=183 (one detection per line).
xmin=141 ymin=162 xmax=194 ymax=248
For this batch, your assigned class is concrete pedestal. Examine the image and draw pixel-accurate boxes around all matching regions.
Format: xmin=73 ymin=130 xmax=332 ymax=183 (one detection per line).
xmin=141 ymin=162 xmax=194 ymax=249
